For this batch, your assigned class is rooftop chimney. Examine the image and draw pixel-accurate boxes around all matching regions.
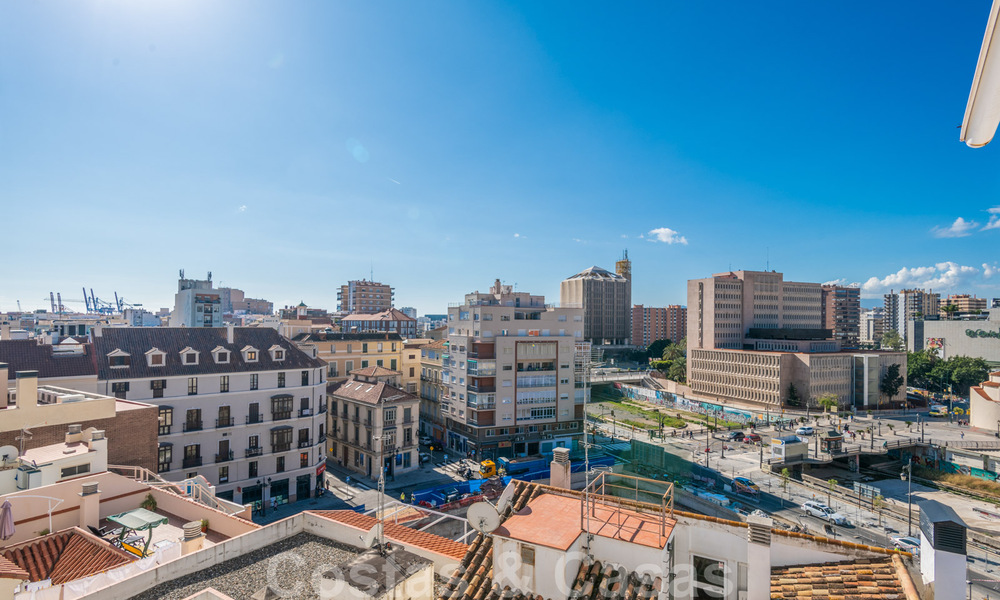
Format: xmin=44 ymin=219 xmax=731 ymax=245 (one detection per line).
xmin=746 ymin=514 xmax=773 ymax=600
xmin=15 ymin=371 xmax=38 ymax=409
xmin=1 ymin=324 xmax=10 ymax=340
xmin=919 ymin=500 xmax=967 ymax=600
xmin=227 ymin=322 xmax=234 ymax=344
xmin=66 ymin=424 xmax=83 ymax=444
xmin=78 ymin=482 xmax=101 ymax=530
xmin=550 ymin=447 xmax=571 ymax=489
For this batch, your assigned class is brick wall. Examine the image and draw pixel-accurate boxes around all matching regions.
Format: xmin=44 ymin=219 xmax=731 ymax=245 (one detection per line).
xmin=0 ymin=404 xmax=158 ymax=472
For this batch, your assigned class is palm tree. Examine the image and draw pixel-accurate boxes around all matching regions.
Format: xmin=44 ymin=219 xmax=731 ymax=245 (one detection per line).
xmin=940 ymin=304 xmax=959 ymax=320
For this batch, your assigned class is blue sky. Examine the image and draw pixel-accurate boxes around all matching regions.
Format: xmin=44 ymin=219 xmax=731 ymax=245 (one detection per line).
xmin=2 ymin=1 xmax=1000 ymax=315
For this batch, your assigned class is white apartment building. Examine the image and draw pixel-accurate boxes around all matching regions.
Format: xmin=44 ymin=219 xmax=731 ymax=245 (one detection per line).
xmin=443 ymin=280 xmax=586 ymax=460
xmin=169 ymin=272 xmax=222 ymax=328
xmin=859 ymin=307 xmax=885 ymax=345
xmin=93 ymin=325 xmax=328 ymax=508
xmin=883 ymin=288 xmax=939 ymax=343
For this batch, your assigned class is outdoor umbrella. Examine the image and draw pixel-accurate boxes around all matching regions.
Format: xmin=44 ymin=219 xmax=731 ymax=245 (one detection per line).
xmin=0 ymin=499 xmax=14 ymax=541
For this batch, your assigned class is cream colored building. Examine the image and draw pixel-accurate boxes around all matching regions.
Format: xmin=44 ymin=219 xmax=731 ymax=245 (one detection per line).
xmin=400 ymin=339 xmax=431 ymax=395
xmin=327 ymin=366 xmax=420 ymax=479
xmin=292 ymin=331 xmax=403 ymax=382
xmin=971 ymin=371 xmax=1000 ymax=431
xmin=418 ymin=339 xmax=448 ymax=442
xmin=445 ymin=280 xmax=586 ymax=460
xmin=560 ymin=256 xmax=631 ymax=346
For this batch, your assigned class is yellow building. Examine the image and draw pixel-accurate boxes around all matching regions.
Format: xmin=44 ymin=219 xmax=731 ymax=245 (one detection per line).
xmin=401 ymin=339 xmax=432 ymax=395
xmin=292 ymin=332 xmax=403 ymax=382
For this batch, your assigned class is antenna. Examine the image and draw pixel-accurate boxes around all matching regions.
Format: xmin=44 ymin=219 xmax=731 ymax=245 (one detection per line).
xmin=496 ymin=483 xmax=516 ymax=515
xmin=766 ymin=247 xmax=770 ymax=271
xmin=467 ymin=502 xmax=501 ymax=534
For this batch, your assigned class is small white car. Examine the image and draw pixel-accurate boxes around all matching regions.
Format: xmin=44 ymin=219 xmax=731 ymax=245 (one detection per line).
xmin=802 ymin=501 xmax=848 ymax=525
xmin=796 ymin=426 xmax=815 ymax=436
xmin=419 ymin=436 xmax=434 ymax=446
xmin=891 ymin=536 xmax=920 ymax=555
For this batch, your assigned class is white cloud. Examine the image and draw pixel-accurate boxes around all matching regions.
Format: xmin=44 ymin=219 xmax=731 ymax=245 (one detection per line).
xmin=984 ymin=262 xmax=999 ymax=278
xmin=648 ymin=227 xmax=687 ymax=245
xmin=822 ymin=279 xmax=860 ymax=287
xmin=513 ymin=233 xmax=521 ymax=239
xmin=237 ymin=205 xmax=247 ymax=213
xmin=983 ymin=206 xmax=1000 ymax=231
xmin=861 ymin=261 xmax=980 ymax=297
xmin=932 ymin=217 xmax=978 ymax=238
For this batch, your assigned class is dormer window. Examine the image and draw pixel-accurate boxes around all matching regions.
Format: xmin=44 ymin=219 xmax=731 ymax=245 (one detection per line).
xmin=180 ymin=347 xmax=200 ymax=366
xmin=242 ymin=346 xmax=259 ymax=363
xmin=212 ymin=346 xmax=230 ymax=364
xmin=269 ymin=345 xmax=286 ymax=361
xmin=108 ymin=349 xmax=131 ymax=368
xmin=145 ymin=348 xmax=166 ymax=367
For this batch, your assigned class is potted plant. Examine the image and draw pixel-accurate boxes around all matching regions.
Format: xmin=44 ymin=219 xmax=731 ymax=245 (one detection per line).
xmin=200 ymin=519 xmax=209 ymax=533
xmin=140 ymin=493 xmax=157 ymax=512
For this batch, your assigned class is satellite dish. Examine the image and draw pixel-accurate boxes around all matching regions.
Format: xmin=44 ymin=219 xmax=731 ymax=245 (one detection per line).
xmin=360 ymin=522 xmax=383 ymax=549
xmin=467 ymin=502 xmax=501 ymax=534
xmin=496 ymin=484 xmax=516 ymax=515
xmin=0 ymin=445 xmax=18 ymax=464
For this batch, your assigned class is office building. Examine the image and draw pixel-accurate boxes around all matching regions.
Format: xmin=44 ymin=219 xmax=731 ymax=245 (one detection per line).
xmin=168 ymin=272 xmax=222 ymax=328
xmin=327 ymin=366 xmax=420 ymax=479
xmin=291 ymin=331 xmax=403 ymax=382
xmin=631 ymin=305 xmax=687 ymax=348
xmin=399 ymin=306 xmax=418 ymax=319
xmin=821 ymin=285 xmax=861 ymax=347
xmin=337 ymin=280 xmax=394 ymax=314
xmin=859 ymin=308 xmax=885 ymax=346
xmin=92 ymin=325 xmax=328 ymax=506
xmin=908 ymin=311 xmax=1000 ymax=366
xmin=340 ymin=307 xmax=418 ymax=338
xmin=686 ymin=270 xmax=826 ymax=353
xmin=444 ymin=279 xmax=586 ymax=460
xmin=941 ymin=294 xmax=987 ymax=318
xmin=560 ymin=253 xmax=631 ymax=346
xmin=688 ymin=348 xmax=907 ymax=409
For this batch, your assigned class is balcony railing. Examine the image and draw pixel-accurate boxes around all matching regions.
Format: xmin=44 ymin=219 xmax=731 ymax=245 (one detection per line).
xmin=298 ymin=439 xmax=313 ymax=449
xmin=272 ymin=411 xmax=292 ymax=421
xmin=215 ymin=450 xmax=234 ymax=463
xmin=216 ymin=417 xmax=234 ymax=428
xmin=469 ymin=384 xmax=496 ymax=393
xmin=272 ymin=442 xmax=292 ymax=453
xmin=183 ymin=421 xmax=203 ymax=433
xmin=298 ymin=408 xmax=312 ymax=417
xmin=182 ymin=456 xmax=203 ymax=469
xmin=245 ymin=447 xmax=263 ymax=458
xmin=246 ymin=415 xmax=264 ymax=425
xmin=318 ymin=404 xmax=327 ymax=413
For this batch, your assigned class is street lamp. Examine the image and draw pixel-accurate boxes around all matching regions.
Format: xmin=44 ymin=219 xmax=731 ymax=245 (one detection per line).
xmin=900 ymin=459 xmax=913 ymax=537
xmin=611 ymin=410 xmax=616 ymax=440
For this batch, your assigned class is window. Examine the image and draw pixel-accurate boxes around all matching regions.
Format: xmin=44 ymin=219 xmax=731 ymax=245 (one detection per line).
xmin=250 ymin=374 xmax=259 ymax=390
xmin=376 ymin=359 xmax=383 ymax=367
xmin=183 ymin=352 xmax=198 ymax=365
xmin=247 ymin=350 xmax=258 ymax=361
xmin=409 ymin=367 xmax=415 ymax=377
xmin=61 ymin=463 xmax=91 ymax=478
xmin=299 ymin=397 xmax=310 ymax=417
xmin=158 ymin=407 xmax=172 ymax=435
xmin=215 ymin=350 xmax=230 ymax=364
xmin=300 ymin=452 xmax=309 ymax=468
xmin=271 ymin=427 xmax=293 ymax=452
xmin=276 ymin=456 xmax=285 ymax=473
xmin=158 ymin=444 xmax=172 ymax=473
xmin=217 ymin=406 xmax=232 ymax=428
xmin=346 ymin=344 xmax=353 ymax=354
xmin=361 ymin=360 xmax=369 ymax=368
xmin=391 ymin=359 xmax=397 ymax=370
xmin=219 ymin=466 xmax=229 ymax=483
xmin=185 ymin=408 xmax=202 ymax=431
xmin=272 ymin=395 xmax=293 ymax=420
xmin=362 ymin=343 xmax=368 ymax=353
xmin=248 ymin=460 xmax=258 ymax=478
xmin=404 ymin=428 xmax=412 ymax=445
xmin=220 ymin=375 xmax=229 ymax=393
xmin=301 ymin=370 xmax=309 ymax=386
xmin=345 ymin=360 xmax=354 ymax=372
xmin=111 ymin=381 xmax=129 ymax=399
xmin=377 ymin=343 xmax=383 ymax=352
xmin=692 ymin=555 xmax=726 ymax=598
xmin=277 ymin=372 xmax=286 ymax=388
xmin=149 ymin=353 xmax=164 ymax=366
xmin=274 ymin=350 xmax=284 ymax=361
xmin=248 ymin=402 xmax=261 ymax=424
xmin=109 ymin=355 xmax=130 ymax=368
xmin=151 ymin=379 xmax=166 ymax=398
xmin=188 ymin=377 xmax=198 ymax=395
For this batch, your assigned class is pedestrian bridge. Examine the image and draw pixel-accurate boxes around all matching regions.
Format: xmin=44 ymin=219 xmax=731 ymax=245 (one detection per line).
xmin=589 ymin=369 xmax=654 ymax=384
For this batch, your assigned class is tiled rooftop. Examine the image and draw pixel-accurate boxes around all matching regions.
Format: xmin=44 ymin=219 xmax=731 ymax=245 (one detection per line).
xmin=0 ymin=339 xmax=96 ymax=380
xmin=0 ymin=556 xmax=29 ymax=581
xmin=309 ymin=510 xmax=469 ymax=560
xmin=770 ymin=557 xmax=909 ymax=599
xmin=1 ymin=527 xmax=134 ymax=585
xmin=571 ymin=560 xmax=659 ymax=600
xmin=327 ymin=378 xmax=418 ymax=405
xmin=349 ymin=365 xmax=401 ymax=378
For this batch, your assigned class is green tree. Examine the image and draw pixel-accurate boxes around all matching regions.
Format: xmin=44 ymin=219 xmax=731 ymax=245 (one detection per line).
xmin=787 ymin=383 xmax=801 ymax=407
xmin=948 ymin=356 xmax=991 ymax=396
xmin=940 ymin=304 xmax=959 ymax=320
xmin=879 ymin=363 xmax=904 ymax=407
xmin=647 ymin=339 xmax=672 ymax=361
xmin=906 ymin=349 xmax=939 ymax=390
xmin=881 ymin=329 xmax=903 ymax=351
xmin=667 ymin=358 xmax=686 ymax=383
xmin=780 ymin=468 xmax=791 ymax=493
xmin=817 ymin=393 xmax=839 ymax=414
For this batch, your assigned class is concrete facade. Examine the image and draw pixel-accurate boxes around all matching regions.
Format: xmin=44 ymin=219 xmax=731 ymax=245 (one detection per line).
xmin=292 ymin=332 xmax=403 ymax=383
xmin=884 ymin=289 xmax=939 ymax=344
xmin=337 ymin=280 xmax=394 ymax=315
xmin=169 ymin=273 xmax=223 ymax=328
xmin=909 ymin=314 xmax=1000 ymax=366
xmin=445 ymin=280 xmax=585 ymax=459
xmin=821 ymin=285 xmax=861 ymax=348
xmin=560 ymin=257 xmax=631 ymax=346
xmin=631 ymin=305 xmax=687 ymax=348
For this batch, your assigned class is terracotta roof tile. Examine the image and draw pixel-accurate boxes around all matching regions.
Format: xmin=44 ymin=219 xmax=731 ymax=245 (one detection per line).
xmin=327 ymin=377 xmax=419 ymax=405
xmin=769 ymin=558 xmax=907 ymax=599
xmin=0 ymin=556 xmax=29 ymax=581
xmin=342 ymin=309 xmax=416 ymax=323
xmin=349 ymin=365 xmax=401 ymax=378
xmin=1 ymin=527 xmax=134 ymax=585
xmin=308 ymin=511 xmax=469 ymax=560
xmin=571 ymin=560 xmax=660 ymax=600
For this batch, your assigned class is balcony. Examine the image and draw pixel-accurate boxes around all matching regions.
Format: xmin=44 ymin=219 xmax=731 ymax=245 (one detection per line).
xmin=272 ymin=411 xmax=292 ymax=421
xmin=467 ymin=360 xmax=496 ymax=377
xmin=469 ymin=384 xmax=496 ymax=393
xmin=298 ymin=439 xmax=313 ymax=449
xmin=298 ymin=408 xmax=312 ymax=418
xmin=182 ymin=456 xmax=203 ymax=469
xmin=272 ymin=442 xmax=292 ymax=453
xmin=246 ymin=415 xmax=264 ymax=425
xmin=182 ymin=421 xmax=203 ymax=433
xmin=245 ymin=447 xmax=264 ymax=458
xmin=517 ymin=361 xmax=555 ymax=373
xmin=318 ymin=404 xmax=327 ymax=413
xmin=215 ymin=450 xmax=234 ymax=463
xmin=216 ymin=417 xmax=234 ymax=428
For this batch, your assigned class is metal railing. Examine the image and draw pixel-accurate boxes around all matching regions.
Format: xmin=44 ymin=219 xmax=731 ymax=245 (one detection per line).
xmin=108 ymin=465 xmax=245 ymax=515
xmin=246 ymin=415 xmax=264 ymax=425
xmin=245 ymin=447 xmax=263 ymax=458
xmin=298 ymin=439 xmax=313 ymax=449
xmin=216 ymin=417 xmax=234 ymax=428
xmin=182 ymin=456 xmax=203 ymax=468
xmin=215 ymin=450 xmax=234 ymax=463
xmin=183 ymin=421 xmax=203 ymax=433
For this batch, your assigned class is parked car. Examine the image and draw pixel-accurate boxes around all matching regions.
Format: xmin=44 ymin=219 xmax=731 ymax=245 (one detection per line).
xmin=419 ymin=436 xmax=434 ymax=446
xmin=727 ymin=431 xmax=745 ymax=442
xmin=732 ymin=477 xmax=760 ymax=494
xmin=418 ymin=452 xmax=432 ymax=464
xmin=742 ymin=433 xmax=762 ymax=444
xmin=891 ymin=536 xmax=921 ymax=555
xmin=796 ymin=426 xmax=815 ymax=436
xmin=801 ymin=501 xmax=848 ymax=525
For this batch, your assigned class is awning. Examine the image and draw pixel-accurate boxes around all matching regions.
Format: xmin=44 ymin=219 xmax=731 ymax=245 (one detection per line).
xmin=107 ymin=508 xmax=168 ymax=557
